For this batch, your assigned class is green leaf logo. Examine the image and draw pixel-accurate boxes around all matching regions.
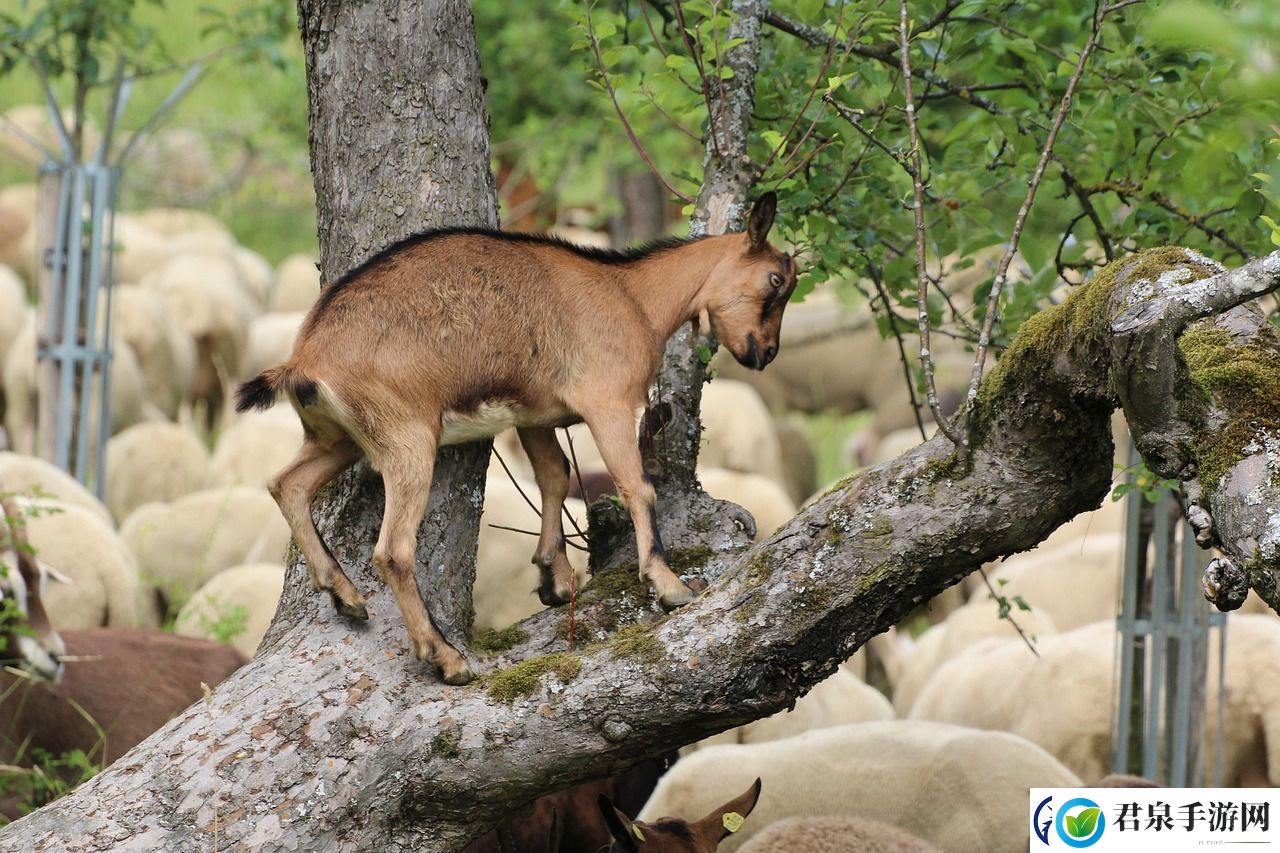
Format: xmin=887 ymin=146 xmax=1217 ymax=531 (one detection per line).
xmin=1066 ymin=807 xmax=1101 ymax=838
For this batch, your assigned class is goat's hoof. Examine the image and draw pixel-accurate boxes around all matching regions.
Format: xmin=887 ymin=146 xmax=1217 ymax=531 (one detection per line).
xmin=332 ymin=594 xmax=369 ymax=622
xmin=440 ymin=665 xmax=475 ymax=686
xmin=537 ymin=577 xmax=573 ymax=607
xmin=657 ymin=583 xmax=697 ymax=612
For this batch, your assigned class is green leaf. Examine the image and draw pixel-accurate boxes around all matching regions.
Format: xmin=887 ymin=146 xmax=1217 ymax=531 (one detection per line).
xmin=1075 ymin=808 xmax=1101 ymax=837
xmin=1065 ymin=814 xmax=1081 ymax=837
xmin=664 ymin=53 xmax=689 ymax=70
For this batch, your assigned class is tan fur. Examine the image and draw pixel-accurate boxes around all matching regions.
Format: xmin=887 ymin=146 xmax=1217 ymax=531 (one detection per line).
xmin=242 ymin=196 xmax=794 ymax=683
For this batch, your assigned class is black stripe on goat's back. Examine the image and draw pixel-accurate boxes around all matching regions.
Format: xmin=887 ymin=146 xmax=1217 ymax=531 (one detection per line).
xmin=310 ymin=226 xmax=699 ymax=320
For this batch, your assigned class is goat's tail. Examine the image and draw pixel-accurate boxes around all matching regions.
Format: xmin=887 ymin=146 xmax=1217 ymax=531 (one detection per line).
xmin=235 ymin=364 xmax=312 ymax=413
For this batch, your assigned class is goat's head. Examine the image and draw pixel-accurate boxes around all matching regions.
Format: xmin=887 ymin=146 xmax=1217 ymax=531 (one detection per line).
xmin=598 ymin=778 xmax=761 ymax=852
xmin=0 ymin=499 xmax=66 ymax=683
xmin=702 ymin=192 xmax=797 ymax=371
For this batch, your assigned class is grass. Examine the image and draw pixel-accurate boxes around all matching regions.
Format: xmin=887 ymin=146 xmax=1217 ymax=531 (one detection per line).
xmin=799 ymin=410 xmax=874 ymax=488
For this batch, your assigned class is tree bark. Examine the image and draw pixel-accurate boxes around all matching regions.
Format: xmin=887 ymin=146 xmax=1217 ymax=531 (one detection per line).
xmin=5 ymin=3 xmax=1280 ymax=852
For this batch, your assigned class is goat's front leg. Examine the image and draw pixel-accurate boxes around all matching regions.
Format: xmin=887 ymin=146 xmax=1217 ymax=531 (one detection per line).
xmin=582 ymin=403 xmax=695 ymax=611
xmin=516 ymin=426 xmax=576 ymax=606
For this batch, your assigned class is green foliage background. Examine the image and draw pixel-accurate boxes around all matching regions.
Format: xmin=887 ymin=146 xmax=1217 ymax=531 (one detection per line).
xmin=0 ymin=0 xmax=1277 ymax=331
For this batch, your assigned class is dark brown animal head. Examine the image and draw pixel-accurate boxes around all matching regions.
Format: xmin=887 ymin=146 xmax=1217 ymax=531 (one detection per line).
xmin=598 ymin=778 xmax=761 ymax=852
xmin=0 ymin=497 xmax=66 ymax=682
xmin=702 ymin=193 xmax=797 ymax=371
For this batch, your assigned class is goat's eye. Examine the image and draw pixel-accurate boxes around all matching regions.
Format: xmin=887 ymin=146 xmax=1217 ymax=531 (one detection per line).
xmin=768 ymin=272 xmax=783 ymax=289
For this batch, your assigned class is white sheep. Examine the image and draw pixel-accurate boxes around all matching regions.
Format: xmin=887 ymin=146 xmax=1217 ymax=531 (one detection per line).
xmin=130 ymin=127 xmax=218 ymax=199
xmin=692 ymin=668 xmax=894 ymax=751
xmin=110 ymin=215 xmax=173 ymax=285
xmin=241 ymin=312 xmax=306 ymax=381
xmin=0 ymin=452 xmax=112 ymax=526
xmin=105 ymin=422 xmax=211 ymax=524
xmin=699 ymin=379 xmax=789 ymax=491
xmin=173 ymin=562 xmax=284 ymax=658
xmin=0 ymin=183 xmax=36 ymax=280
xmin=1 ymin=496 xmax=148 ymax=630
xmin=0 ymin=105 xmax=98 ymax=165
xmin=738 ymin=816 xmax=940 ymax=853
xmin=3 ymin=310 xmax=147 ymax=454
xmin=233 ymin=247 xmax=276 ymax=309
xmin=0 ymin=265 xmax=27 ymax=383
xmin=109 ymin=285 xmax=198 ymax=419
xmin=908 ymin=616 xmax=1280 ymax=786
xmin=473 ymin=473 xmax=589 ymax=631
xmin=270 ymin=253 xmax=321 ymax=313
xmin=884 ymin=599 xmax=1058 ymax=716
xmin=208 ymin=405 xmax=303 ymax=489
xmin=697 ymin=468 xmax=797 ymax=541
xmin=639 ymin=720 xmax=1081 ymax=852
xmin=120 ymin=485 xmax=290 ymax=611
xmin=137 ymin=252 xmax=255 ymax=414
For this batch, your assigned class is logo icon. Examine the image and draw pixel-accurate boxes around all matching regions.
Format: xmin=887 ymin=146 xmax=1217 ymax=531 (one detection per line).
xmin=1055 ymin=797 xmax=1105 ymax=848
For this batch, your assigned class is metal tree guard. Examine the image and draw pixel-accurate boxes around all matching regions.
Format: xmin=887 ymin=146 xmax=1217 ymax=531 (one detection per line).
xmin=1113 ymin=440 xmax=1228 ymax=786
xmin=6 ymin=60 xmax=201 ymax=497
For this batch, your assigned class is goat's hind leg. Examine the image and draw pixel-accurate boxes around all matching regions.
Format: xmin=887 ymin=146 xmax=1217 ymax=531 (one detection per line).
xmin=268 ymin=437 xmax=368 ymax=620
xmin=516 ymin=426 xmax=576 ymax=607
xmin=373 ymin=435 xmax=471 ymax=684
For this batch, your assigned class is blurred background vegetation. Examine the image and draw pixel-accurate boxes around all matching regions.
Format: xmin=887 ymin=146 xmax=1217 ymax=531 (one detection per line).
xmin=1 ymin=0 xmax=1277 ymax=482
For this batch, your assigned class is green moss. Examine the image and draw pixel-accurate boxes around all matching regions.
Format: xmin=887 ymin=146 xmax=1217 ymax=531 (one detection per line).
xmin=597 ymin=623 xmax=665 ymax=665
xmin=469 ymin=625 xmax=529 ymax=655
xmin=431 ymin=730 xmax=461 ymax=758
xmin=580 ymin=563 xmax=648 ymax=601
xmin=481 ymin=653 xmax=583 ymax=703
xmin=972 ymin=247 xmax=1216 ymax=440
xmin=1180 ymin=325 xmax=1280 ymax=497
xmin=667 ymin=545 xmax=713 ymax=573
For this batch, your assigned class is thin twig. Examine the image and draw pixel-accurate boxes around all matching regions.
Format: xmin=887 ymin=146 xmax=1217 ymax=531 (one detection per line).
xmin=586 ymin=7 xmax=696 ymax=204
xmin=486 ymin=524 xmax=589 ymax=552
xmin=959 ymin=1 xmax=1111 ymax=440
xmin=761 ymin=0 xmax=847 ymax=175
xmin=978 ymin=567 xmax=1040 ymax=657
xmin=871 ymin=267 xmax=928 ymax=440
xmin=898 ymin=0 xmax=962 ymax=446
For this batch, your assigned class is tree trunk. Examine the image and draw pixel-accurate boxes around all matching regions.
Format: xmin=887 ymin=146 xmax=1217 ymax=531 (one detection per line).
xmin=4 ymin=4 xmax=1280 ymax=852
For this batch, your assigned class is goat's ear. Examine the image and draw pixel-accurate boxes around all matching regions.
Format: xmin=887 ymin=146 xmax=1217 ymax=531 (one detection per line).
xmin=746 ymin=192 xmax=777 ymax=251
xmin=696 ymin=777 xmax=763 ymax=841
xmin=598 ymin=794 xmax=643 ymax=852
xmin=540 ymin=806 xmax=563 ymax=853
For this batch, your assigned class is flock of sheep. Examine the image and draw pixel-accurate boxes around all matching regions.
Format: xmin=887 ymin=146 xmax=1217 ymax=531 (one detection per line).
xmin=1 ymin=106 xmax=1278 ymax=849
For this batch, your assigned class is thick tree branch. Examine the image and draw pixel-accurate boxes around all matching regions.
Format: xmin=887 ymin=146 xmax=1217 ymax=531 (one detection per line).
xmin=10 ymin=246 xmax=1279 ymax=851
xmin=1108 ymin=248 xmax=1280 ymax=612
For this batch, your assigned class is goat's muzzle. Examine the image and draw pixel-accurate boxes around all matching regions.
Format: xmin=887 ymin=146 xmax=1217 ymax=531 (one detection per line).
xmin=735 ymin=333 xmax=777 ymax=371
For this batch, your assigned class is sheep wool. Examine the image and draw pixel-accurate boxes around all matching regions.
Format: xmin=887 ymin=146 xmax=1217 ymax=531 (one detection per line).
xmin=737 ymin=816 xmax=941 ymax=853
xmin=105 ymin=422 xmax=211 ymax=523
xmin=691 ymin=668 xmax=893 ymax=751
xmin=175 ymin=562 xmax=285 ymax=658
xmin=639 ymin=720 xmax=1080 ymax=853
xmin=1 ymin=498 xmax=144 ymax=630
xmin=209 ymin=405 xmax=304 ymax=490
xmin=270 ymin=253 xmax=322 ymax=313
xmin=121 ymin=485 xmax=291 ymax=606
xmin=473 ymin=474 xmax=588 ymax=631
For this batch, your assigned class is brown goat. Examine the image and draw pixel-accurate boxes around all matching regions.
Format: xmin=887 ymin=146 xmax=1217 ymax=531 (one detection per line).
xmin=0 ymin=628 xmax=246 ymax=818
xmin=465 ymin=752 xmax=677 ymax=853
xmin=237 ymin=194 xmax=795 ymax=684
xmin=599 ymin=777 xmax=761 ymax=852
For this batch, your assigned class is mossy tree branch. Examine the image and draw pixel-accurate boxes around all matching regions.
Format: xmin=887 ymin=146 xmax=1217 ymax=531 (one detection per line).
xmin=9 ymin=247 xmax=1279 ymax=851
xmin=1108 ymin=248 xmax=1280 ymax=611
